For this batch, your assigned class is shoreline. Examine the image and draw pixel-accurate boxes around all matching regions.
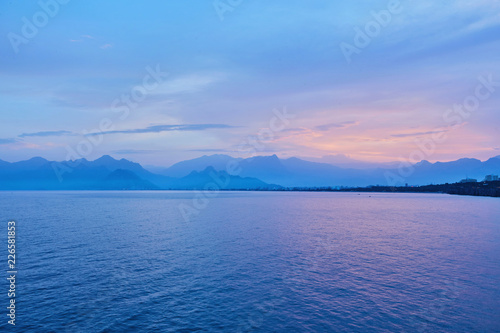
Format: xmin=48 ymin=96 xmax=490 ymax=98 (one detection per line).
xmin=1 ymin=181 xmax=499 ymax=198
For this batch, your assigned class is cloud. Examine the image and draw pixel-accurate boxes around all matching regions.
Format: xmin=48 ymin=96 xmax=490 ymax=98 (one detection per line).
xmin=2 ymin=2 xmax=499 ymax=164
xmin=100 ymin=44 xmax=113 ymax=49
xmin=0 ymin=138 xmax=17 ymax=145
xmin=150 ymin=73 xmax=223 ymax=95
xmin=315 ymin=121 xmax=358 ymax=131
xmin=112 ymin=149 xmax=161 ymax=154
xmin=86 ymin=124 xmax=237 ymax=136
xmin=390 ymin=129 xmax=448 ymax=138
xmin=188 ymin=148 xmax=235 ymax=153
xmin=19 ymin=130 xmax=74 ymax=138
xmin=70 ymin=35 xmax=94 ymax=43
xmin=281 ymin=127 xmax=307 ymax=133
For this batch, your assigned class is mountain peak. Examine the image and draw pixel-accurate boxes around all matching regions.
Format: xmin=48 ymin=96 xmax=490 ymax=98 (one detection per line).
xmin=415 ymin=160 xmax=431 ymax=166
xmin=94 ymin=155 xmax=118 ymax=163
xmin=27 ymin=156 xmax=49 ymax=163
xmin=16 ymin=156 xmax=50 ymax=168
xmin=184 ymin=166 xmax=219 ymax=178
xmin=202 ymin=166 xmax=217 ymax=173
xmin=249 ymin=154 xmax=280 ymax=162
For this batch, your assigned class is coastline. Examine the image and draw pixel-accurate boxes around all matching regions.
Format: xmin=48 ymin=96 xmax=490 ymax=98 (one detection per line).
xmin=1 ymin=181 xmax=499 ymax=198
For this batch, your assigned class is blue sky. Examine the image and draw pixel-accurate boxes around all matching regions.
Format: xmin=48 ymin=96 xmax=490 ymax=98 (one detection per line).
xmin=1 ymin=0 xmax=499 ymax=166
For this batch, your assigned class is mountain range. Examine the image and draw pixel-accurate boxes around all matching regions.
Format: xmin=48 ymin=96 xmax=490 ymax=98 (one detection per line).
xmin=0 ymin=155 xmax=280 ymax=190
xmin=0 ymin=154 xmax=499 ymax=190
xmin=148 ymin=154 xmax=500 ymax=187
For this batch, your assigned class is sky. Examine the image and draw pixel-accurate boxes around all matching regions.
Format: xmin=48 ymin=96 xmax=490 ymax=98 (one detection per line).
xmin=0 ymin=0 xmax=499 ymax=166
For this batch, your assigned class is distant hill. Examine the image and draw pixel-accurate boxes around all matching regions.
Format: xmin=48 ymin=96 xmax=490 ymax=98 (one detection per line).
xmin=328 ymin=180 xmax=500 ymax=198
xmin=166 ymin=166 xmax=281 ymax=190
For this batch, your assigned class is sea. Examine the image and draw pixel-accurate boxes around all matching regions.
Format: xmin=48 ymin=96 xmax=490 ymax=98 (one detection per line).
xmin=0 ymin=191 xmax=499 ymax=332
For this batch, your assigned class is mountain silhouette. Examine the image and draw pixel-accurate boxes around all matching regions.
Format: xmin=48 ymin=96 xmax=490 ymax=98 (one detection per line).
xmin=0 ymin=154 xmax=498 ymax=189
xmin=167 ymin=166 xmax=281 ymax=190
xmin=0 ymin=155 xmax=279 ymax=190
xmin=148 ymin=154 xmax=500 ymax=187
xmin=103 ymin=169 xmax=159 ymax=190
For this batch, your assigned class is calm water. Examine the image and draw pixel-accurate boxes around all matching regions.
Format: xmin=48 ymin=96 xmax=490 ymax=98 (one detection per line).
xmin=0 ymin=191 xmax=499 ymax=332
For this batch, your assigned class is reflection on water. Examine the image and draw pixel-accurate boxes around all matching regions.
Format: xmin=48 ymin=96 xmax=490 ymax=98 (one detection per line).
xmin=0 ymin=191 xmax=499 ymax=332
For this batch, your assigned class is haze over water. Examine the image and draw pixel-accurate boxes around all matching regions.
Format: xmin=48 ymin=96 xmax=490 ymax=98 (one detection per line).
xmin=0 ymin=191 xmax=499 ymax=332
